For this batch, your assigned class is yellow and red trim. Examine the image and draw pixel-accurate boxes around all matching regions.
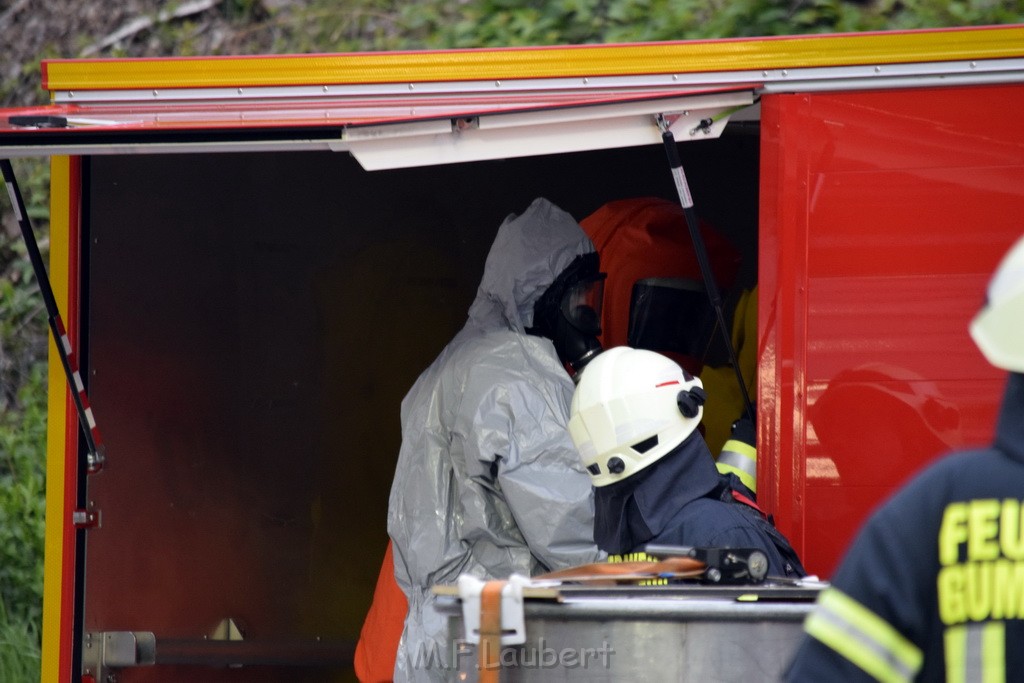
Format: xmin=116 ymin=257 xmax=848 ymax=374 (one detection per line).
xmin=41 ymin=156 xmax=81 ymax=683
xmin=42 ymin=25 xmax=1024 ymax=93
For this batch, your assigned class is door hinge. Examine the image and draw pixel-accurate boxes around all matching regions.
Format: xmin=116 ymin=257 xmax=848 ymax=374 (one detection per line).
xmin=72 ymin=508 xmax=100 ymax=529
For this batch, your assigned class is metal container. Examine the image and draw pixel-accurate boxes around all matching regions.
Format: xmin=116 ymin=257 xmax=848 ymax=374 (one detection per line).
xmin=438 ymin=585 xmax=820 ymax=682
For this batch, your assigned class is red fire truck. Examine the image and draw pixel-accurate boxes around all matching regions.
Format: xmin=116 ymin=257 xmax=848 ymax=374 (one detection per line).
xmin=1 ymin=22 xmax=1022 ymax=681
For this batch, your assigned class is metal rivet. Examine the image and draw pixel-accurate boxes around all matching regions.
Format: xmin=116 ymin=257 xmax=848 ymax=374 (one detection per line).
xmin=583 ymin=77 xmax=589 ymax=84
xmin=874 ymin=66 xmax=882 ymax=73
xmin=495 ymin=80 xmax=501 ymax=87
xmin=672 ymin=74 xmax=679 ymax=81
xmin=408 ymin=83 xmax=415 ymax=90
xmin=152 ymin=90 xmax=159 ymax=96
xmin=970 ymin=61 xmax=977 ymax=68
xmin=322 ymin=85 xmax=329 ymax=92
xmin=238 ymin=88 xmax=244 ymax=94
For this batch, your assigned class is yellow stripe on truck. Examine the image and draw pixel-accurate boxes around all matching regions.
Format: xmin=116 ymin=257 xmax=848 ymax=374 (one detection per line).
xmin=41 ymin=155 xmax=71 ymax=683
xmin=43 ymin=26 xmax=1024 ymax=92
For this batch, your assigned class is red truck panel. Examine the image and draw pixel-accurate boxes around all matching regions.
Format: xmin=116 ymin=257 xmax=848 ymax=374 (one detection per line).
xmin=760 ymin=84 xmax=1024 ymax=577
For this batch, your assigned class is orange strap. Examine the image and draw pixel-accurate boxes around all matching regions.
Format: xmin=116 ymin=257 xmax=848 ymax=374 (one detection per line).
xmin=535 ymin=556 xmax=705 ymax=584
xmin=478 ymin=580 xmax=506 ymax=683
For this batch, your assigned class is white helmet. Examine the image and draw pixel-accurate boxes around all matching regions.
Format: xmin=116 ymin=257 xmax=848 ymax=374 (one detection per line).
xmin=970 ymin=235 xmax=1024 ymax=373
xmin=568 ymin=346 xmax=706 ymax=487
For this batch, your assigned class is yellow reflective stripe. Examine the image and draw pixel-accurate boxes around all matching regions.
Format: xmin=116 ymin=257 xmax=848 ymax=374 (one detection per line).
xmin=717 ymin=438 xmax=757 ymax=492
xmin=607 ymin=551 xmax=656 ymax=563
xmin=982 ymin=623 xmax=1005 ymax=683
xmin=805 ymin=588 xmax=923 ymax=683
xmin=716 ymin=462 xmax=757 ymax=493
xmin=720 ymin=439 xmax=756 ymax=462
xmin=945 ymin=625 xmax=966 ymax=683
xmin=946 ymin=622 xmax=1006 ymax=683
xmin=605 ymin=552 xmax=666 ymax=585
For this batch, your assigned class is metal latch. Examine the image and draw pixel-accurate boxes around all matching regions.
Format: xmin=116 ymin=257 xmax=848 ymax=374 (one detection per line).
xmin=82 ymin=631 xmax=156 ymax=682
xmin=72 ymin=509 xmax=100 ymax=529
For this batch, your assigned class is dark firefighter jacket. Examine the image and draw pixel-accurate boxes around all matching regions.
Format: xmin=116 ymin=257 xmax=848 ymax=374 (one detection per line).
xmin=786 ymin=372 xmax=1024 ymax=682
xmin=594 ymin=430 xmax=806 ymax=579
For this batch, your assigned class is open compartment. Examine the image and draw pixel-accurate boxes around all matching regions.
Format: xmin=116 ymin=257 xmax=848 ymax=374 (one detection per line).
xmin=76 ymin=127 xmax=760 ymax=680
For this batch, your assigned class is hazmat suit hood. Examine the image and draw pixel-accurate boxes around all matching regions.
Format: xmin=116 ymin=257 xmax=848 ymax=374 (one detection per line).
xmin=388 ymin=197 xmax=602 ymax=682
xmin=466 ymin=197 xmax=596 ymax=334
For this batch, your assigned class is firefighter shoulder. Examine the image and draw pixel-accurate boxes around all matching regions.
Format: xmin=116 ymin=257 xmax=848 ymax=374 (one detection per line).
xmin=785 ymin=234 xmax=1024 ymax=682
xmin=568 ymin=346 xmax=805 ymax=579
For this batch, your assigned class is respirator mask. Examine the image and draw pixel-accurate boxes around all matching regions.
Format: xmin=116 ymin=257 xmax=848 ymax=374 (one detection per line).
xmin=527 ymin=252 xmax=606 ymax=376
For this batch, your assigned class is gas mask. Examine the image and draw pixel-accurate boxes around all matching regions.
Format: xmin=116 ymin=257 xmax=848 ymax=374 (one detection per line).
xmin=527 ymin=252 xmax=606 ymax=375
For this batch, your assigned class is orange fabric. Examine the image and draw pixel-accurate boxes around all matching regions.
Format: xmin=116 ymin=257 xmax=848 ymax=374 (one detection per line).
xmin=580 ymin=197 xmax=740 ymax=376
xmin=354 ymin=541 xmax=407 ymax=683
xmin=478 ymin=580 xmax=507 ymax=683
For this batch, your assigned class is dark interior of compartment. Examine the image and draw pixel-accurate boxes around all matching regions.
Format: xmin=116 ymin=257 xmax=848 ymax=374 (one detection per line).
xmin=81 ymin=130 xmax=758 ymax=680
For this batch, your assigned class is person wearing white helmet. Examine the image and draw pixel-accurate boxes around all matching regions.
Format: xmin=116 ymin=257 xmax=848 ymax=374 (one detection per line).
xmin=568 ymin=345 xmax=805 ymax=578
xmin=785 ymin=234 xmax=1024 ymax=683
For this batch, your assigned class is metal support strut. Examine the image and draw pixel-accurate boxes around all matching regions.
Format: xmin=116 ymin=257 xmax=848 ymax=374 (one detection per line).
xmin=655 ymin=115 xmax=755 ymax=424
xmin=1 ymin=159 xmax=106 ymax=472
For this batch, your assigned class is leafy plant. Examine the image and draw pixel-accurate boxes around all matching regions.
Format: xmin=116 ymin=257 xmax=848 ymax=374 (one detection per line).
xmin=0 ymin=159 xmax=49 ymax=683
xmin=0 ymin=597 xmax=40 ymax=683
xmin=0 ymin=362 xmax=47 ymax=628
xmin=0 ymin=359 xmax=46 ymax=682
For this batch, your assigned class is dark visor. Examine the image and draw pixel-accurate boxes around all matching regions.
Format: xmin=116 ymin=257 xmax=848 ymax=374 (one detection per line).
xmin=561 ymin=274 xmax=606 ymax=336
xmin=628 ymin=278 xmax=718 ymax=359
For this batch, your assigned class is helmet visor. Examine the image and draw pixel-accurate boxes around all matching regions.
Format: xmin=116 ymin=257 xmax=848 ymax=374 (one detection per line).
xmin=628 ymin=278 xmax=717 ymax=360
xmin=560 ymin=274 xmax=606 ymax=336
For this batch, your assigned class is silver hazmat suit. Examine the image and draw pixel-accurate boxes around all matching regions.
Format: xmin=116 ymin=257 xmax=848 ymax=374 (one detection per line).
xmin=387 ymin=198 xmax=603 ymax=681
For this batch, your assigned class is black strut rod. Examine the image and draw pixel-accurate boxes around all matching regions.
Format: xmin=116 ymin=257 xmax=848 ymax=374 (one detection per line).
xmin=655 ymin=115 xmax=755 ymax=424
xmin=1 ymin=159 xmax=105 ymax=472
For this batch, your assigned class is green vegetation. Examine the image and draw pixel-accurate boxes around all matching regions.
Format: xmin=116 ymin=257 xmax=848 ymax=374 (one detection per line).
xmin=0 ymin=364 xmax=45 ymax=682
xmin=257 ymin=0 xmax=1024 ymax=52
xmin=0 ymin=1 xmax=1022 ymax=679
xmin=0 ymin=156 xmax=49 ymax=682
